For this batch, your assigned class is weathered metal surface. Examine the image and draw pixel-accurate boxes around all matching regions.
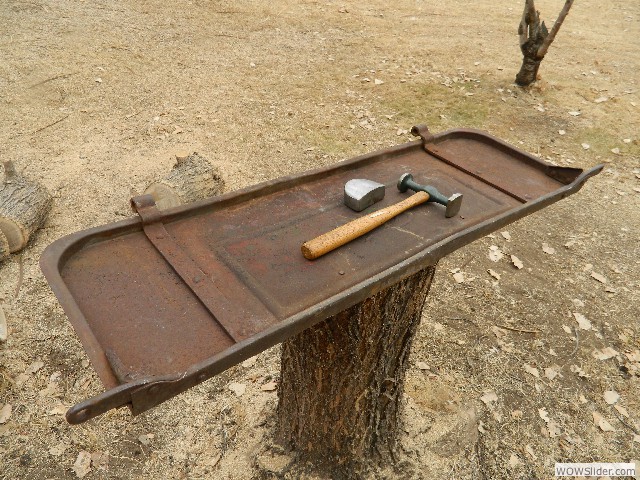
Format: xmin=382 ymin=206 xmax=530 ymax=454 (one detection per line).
xmin=39 ymin=127 xmax=602 ymax=423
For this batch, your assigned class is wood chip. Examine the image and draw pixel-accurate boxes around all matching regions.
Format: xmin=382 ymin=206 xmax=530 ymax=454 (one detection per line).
xmin=568 ymin=111 xmax=581 ymax=116
xmin=261 ymin=381 xmax=278 ymax=391
xmin=508 ymin=453 xmax=521 ymax=467
xmin=562 ymin=325 xmax=572 ymax=334
xmin=501 ymin=231 xmax=511 ymax=241
xmin=573 ymin=312 xmax=591 ymax=330
xmin=603 ymin=390 xmax=620 ymax=405
xmin=241 ymin=355 xmax=258 ymax=368
xmin=525 ymin=444 xmax=537 ymax=460
xmin=488 ymin=269 xmax=501 ymax=280
xmin=73 ymin=451 xmax=92 ymax=478
xmin=594 ymin=96 xmax=608 ymax=103
xmin=590 ymin=271 xmax=607 ymax=283
xmin=511 ymin=255 xmax=523 ymax=269
xmin=592 ymin=411 xmax=616 ymax=432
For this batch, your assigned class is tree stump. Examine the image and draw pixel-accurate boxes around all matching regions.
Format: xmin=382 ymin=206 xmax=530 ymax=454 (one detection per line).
xmin=0 ymin=230 xmax=8 ymax=262
xmin=144 ymin=152 xmax=225 ymax=210
xmin=0 ymin=161 xmax=53 ymax=253
xmin=277 ymin=265 xmax=438 ymax=478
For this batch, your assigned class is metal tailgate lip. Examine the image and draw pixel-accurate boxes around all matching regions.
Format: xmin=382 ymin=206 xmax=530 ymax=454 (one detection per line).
xmin=38 ymin=127 xmax=603 ymax=424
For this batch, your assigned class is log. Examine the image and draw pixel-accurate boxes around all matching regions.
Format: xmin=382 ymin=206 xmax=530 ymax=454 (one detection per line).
xmin=0 ymin=161 xmax=53 ymax=253
xmin=276 ymin=265 xmax=438 ymax=478
xmin=143 ymin=152 xmax=225 ymax=210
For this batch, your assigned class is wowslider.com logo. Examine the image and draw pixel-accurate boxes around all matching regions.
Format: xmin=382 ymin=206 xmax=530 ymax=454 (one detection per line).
xmin=555 ymin=462 xmax=636 ymax=477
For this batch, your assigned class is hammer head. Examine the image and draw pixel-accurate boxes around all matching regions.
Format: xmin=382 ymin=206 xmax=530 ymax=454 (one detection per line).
xmin=445 ymin=193 xmax=463 ymax=218
xmin=344 ymin=179 xmax=386 ymax=212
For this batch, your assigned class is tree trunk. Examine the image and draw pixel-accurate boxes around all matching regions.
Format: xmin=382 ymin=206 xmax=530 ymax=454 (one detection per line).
xmin=515 ymin=0 xmax=574 ymax=87
xmin=0 ymin=161 xmax=53 ymax=253
xmin=276 ymin=265 xmax=438 ymax=478
xmin=144 ymin=152 xmax=225 ymax=210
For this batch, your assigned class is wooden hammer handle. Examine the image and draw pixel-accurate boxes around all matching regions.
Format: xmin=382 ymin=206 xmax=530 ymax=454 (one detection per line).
xmin=301 ymin=191 xmax=430 ymax=260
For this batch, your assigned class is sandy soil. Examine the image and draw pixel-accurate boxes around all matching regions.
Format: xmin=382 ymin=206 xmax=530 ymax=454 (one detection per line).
xmin=0 ymin=0 xmax=638 ymax=478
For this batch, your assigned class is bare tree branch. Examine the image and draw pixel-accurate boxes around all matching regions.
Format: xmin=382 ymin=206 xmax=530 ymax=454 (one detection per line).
xmin=537 ymin=0 xmax=574 ymax=57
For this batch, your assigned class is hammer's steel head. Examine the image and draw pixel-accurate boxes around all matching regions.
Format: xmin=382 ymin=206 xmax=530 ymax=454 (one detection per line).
xmin=344 ymin=179 xmax=386 ymax=212
xmin=445 ymin=193 xmax=463 ymax=218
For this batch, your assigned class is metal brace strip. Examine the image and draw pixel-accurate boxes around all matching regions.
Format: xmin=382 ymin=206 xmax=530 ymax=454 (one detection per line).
xmin=131 ymin=195 xmax=246 ymax=342
xmin=411 ymin=124 xmax=528 ymax=203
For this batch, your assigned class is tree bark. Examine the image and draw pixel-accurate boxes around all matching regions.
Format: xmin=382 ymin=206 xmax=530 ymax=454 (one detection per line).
xmin=515 ymin=0 xmax=574 ymax=86
xmin=276 ymin=265 xmax=438 ymax=478
xmin=0 ymin=161 xmax=53 ymax=253
xmin=144 ymin=152 xmax=225 ymax=210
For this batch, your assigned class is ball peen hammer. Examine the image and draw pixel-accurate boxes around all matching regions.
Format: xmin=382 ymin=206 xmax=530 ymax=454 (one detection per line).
xmin=301 ymin=174 xmax=463 ymax=260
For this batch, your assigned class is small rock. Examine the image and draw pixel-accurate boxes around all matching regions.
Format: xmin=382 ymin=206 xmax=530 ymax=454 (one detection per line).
xmin=228 ymin=382 xmax=246 ymax=396
xmin=603 ymin=390 xmax=620 ymax=405
xmin=73 ymin=451 xmax=92 ymax=478
xmin=261 ymin=381 xmax=278 ymax=391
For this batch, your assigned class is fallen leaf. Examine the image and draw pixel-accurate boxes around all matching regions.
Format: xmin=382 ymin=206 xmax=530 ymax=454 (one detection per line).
xmin=477 ymin=420 xmax=487 ymax=433
xmin=49 ymin=442 xmax=68 ymax=456
xmin=524 ymin=364 xmax=540 ymax=378
xmin=562 ymin=325 xmax=573 ymax=334
xmin=26 ymin=361 xmax=44 ymax=375
xmin=228 ymin=382 xmax=246 ymax=396
xmin=241 ymin=355 xmax=258 ymax=368
xmin=541 ymin=243 xmax=556 ymax=255
xmin=590 ymin=271 xmax=607 ymax=283
xmin=489 ymin=245 xmax=503 ymax=262
xmin=592 ymin=411 xmax=616 ymax=432
xmin=525 ymin=444 xmax=537 ymax=460
xmin=480 ymin=391 xmax=498 ymax=406
xmin=508 ymin=453 xmax=521 ymax=467
xmin=48 ymin=404 xmax=68 ymax=416
xmin=453 ymin=271 xmax=465 ymax=283
xmin=579 ymin=394 xmax=588 ymax=404
xmin=488 ymin=269 xmax=501 ymax=280
xmin=608 ymin=404 xmax=627 ymax=419
xmin=603 ymin=390 xmax=620 ymax=405
xmin=0 ymin=305 xmax=7 ymax=342
xmin=611 ymin=147 xmax=621 ymax=155
xmin=138 ymin=433 xmax=154 ymax=446
xmin=594 ymin=96 xmax=608 ymax=103
xmin=544 ymin=365 xmax=562 ymax=381
xmin=91 ymin=451 xmax=109 ymax=471
xmin=261 ymin=381 xmax=278 ymax=391
xmin=73 ymin=451 xmax=92 ymax=478
xmin=416 ymin=361 xmax=430 ymax=370
xmin=511 ymin=255 xmax=523 ymax=269
xmin=501 ymin=231 xmax=511 ymax=241
xmin=573 ymin=312 xmax=591 ymax=330
xmin=538 ymin=408 xmax=550 ymax=423
xmin=0 ymin=404 xmax=12 ymax=424
xmin=547 ymin=420 xmax=562 ymax=437
xmin=570 ymin=365 xmax=589 ymax=378
xmin=593 ymin=347 xmax=619 ymax=361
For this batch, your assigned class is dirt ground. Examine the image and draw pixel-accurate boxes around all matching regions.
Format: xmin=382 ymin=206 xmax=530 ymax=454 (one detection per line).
xmin=1 ymin=0 xmax=639 ymax=478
